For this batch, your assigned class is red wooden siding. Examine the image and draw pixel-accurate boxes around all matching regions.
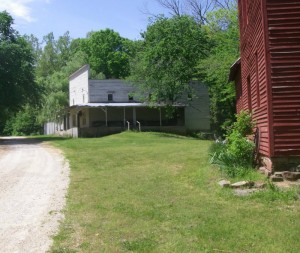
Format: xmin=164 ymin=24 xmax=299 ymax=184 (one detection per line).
xmin=266 ymin=0 xmax=300 ymax=156
xmin=238 ymin=0 xmax=271 ymax=156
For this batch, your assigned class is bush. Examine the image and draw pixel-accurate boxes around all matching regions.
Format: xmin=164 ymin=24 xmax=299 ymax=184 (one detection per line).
xmin=210 ymin=110 xmax=255 ymax=178
xmin=3 ymin=104 xmax=42 ymax=136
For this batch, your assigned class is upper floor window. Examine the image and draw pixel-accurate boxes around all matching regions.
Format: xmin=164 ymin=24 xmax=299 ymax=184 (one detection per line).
xmin=108 ymin=93 xmax=113 ymax=101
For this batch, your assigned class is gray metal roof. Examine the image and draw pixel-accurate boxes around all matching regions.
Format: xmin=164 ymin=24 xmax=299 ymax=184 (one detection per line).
xmin=70 ymin=103 xmax=186 ymax=108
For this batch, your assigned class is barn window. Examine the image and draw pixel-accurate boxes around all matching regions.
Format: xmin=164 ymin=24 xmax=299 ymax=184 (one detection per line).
xmin=255 ymin=52 xmax=260 ymax=107
xmin=108 ymin=93 xmax=113 ymax=101
xmin=247 ymin=75 xmax=252 ymax=111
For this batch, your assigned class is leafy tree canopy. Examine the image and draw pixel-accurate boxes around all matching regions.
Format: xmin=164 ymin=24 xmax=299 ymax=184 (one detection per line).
xmin=0 ymin=11 xmax=38 ymax=133
xmin=198 ymin=4 xmax=239 ymax=135
xmin=130 ymin=15 xmax=210 ymax=104
xmin=80 ymin=29 xmax=131 ymax=79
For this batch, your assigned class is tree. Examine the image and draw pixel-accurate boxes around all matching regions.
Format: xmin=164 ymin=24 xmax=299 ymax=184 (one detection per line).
xmin=3 ymin=104 xmax=41 ymax=136
xmin=80 ymin=29 xmax=131 ymax=79
xmin=36 ymin=32 xmax=72 ymax=78
xmin=155 ymin=0 xmax=236 ymax=24
xmin=37 ymin=50 xmax=88 ymax=123
xmin=198 ymin=3 xmax=239 ymax=135
xmin=130 ymin=15 xmax=209 ymax=104
xmin=0 ymin=11 xmax=38 ymax=133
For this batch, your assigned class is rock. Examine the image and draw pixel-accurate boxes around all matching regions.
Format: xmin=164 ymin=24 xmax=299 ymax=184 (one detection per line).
xmin=273 ymin=171 xmax=300 ymax=181
xmin=234 ymin=189 xmax=259 ymax=196
xmin=274 ymin=172 xmax=284 ymax=178
xmin=283 ymin=171 xmax=300 ymax=181
xmin=270 ymin=175 xmax=284 ymax=182
xmin=295 ymin=172 xmax=300 ymax=180
xmin=254 ymin=181 xmax=266 ymax=189
xmin=259 ymin=166 xmax=271 ymax=177
xmin=218 ymin=180 xmax=231 ymax=188
xmin=230 ymin=181 xmax=254 ymax=189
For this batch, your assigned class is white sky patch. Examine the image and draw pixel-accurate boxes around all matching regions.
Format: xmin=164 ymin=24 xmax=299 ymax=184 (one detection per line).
xmin=0 ymin=0 xmax=50 ymax=22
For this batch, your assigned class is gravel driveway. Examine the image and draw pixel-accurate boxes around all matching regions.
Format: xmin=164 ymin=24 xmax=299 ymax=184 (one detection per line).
xmin=0 ymin=137 xmax=70 ymax=253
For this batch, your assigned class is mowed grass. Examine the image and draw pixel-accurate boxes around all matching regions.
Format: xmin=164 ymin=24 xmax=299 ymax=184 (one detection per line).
xmin=46 ymin=132 xmax=300 ymax=253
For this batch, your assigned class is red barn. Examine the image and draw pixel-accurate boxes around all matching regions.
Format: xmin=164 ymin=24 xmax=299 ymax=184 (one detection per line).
xmin=229 ymin=0 xmax=300 ymax=172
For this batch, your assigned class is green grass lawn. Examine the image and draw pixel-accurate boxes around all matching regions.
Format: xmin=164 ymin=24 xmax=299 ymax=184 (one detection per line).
xmin=45 ymin=132 xmax=300 ymax=253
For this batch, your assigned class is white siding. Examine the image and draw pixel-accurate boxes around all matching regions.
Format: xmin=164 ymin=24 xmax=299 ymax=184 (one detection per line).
xmin=184 ymin=83 xmax=210 ymax=131
xmin=69 ymin=65 xmax=90 ymax=106
xmin=89 ymin=80 xmax=135 ymax=103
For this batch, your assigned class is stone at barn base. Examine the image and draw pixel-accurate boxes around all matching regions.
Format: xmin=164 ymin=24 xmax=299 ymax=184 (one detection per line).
xmin=218 ymin=180 xmax=231 ymax=188
xmin=254 ymin=181 xmax=266 ymax=189
xmin=270 ymin=175 xmax=284 ymax=182
xmin=230 ymin=181 xmax=254 ymax=189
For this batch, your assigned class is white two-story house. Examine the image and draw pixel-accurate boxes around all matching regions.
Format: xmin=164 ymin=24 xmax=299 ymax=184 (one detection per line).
xmin=45 ymin=64 xmax=210 ymax=137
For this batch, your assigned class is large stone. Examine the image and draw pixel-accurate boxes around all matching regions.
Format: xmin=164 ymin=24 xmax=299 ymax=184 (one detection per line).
xmin=230 ymin=181 xmax=254 ymax=189
xmin=270 ymin=175 xmax=284 ymax=182
xmin=259 ymin=166 xmax=271 ymax=177
xmin=218 ymin=180 xmax=231 ymax=188
xmin=282 ymin=171 xmax=300 ymax=181
xmin=254 ymin=181 xmax=266 ymax=189
xmin=274 ymin=172 xmax=284 ymax=178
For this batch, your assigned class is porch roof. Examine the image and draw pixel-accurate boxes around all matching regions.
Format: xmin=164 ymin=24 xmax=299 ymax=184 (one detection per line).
xmin=70 ymin=102 xmax=186 ymax=109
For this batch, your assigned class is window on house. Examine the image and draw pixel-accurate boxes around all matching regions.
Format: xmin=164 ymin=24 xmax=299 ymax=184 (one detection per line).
xmin=83 ymin=94 xmax=85 ymax=103
xmin=128 ymin=95 xmax=133 ymax=101
xmin=108 ymin=93 xmax=113 ymax=101
xmin=247 ymin=75 xmax=252 ymax=111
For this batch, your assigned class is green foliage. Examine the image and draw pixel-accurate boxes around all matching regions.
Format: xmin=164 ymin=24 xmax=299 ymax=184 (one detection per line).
xmin=130 ymin=15 xmax=209 ymax=103
xmin=36 ymin=32 xmax=72 ymax=78
xmin=198 ymin=4 xmax=239 ymax=136
xmin=37 ymin=51 xmax=87 ymax=123
xmin=0 ymin=11 xmax=39 ymax=134
xmin=250 ymin=180 xmax=300 ymax=203
xmin=210 ymin=111 xmax=255 ymax=177
xmin=229 ymin=110 xmax=254 ymax=136
xmin=80 ymin=29 xmax=131 ymax=78
xmin=3 ymin=104 xmax=41 ymax=136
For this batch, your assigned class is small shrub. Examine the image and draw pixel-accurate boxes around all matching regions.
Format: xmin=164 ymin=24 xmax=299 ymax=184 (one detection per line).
xmin=210 ymin=110 xmax=255 ymax=178
xmin=228 ymin=110 xmax=254 ymax=136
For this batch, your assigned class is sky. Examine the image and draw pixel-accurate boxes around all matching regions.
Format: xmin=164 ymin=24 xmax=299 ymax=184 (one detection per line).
xmin=0 ymin=0 xmax=168 ymax=41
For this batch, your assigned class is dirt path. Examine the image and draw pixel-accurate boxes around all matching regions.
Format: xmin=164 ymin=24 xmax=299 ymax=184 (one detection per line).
xmin=0 ymin=137 xmax=70 ymax=253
